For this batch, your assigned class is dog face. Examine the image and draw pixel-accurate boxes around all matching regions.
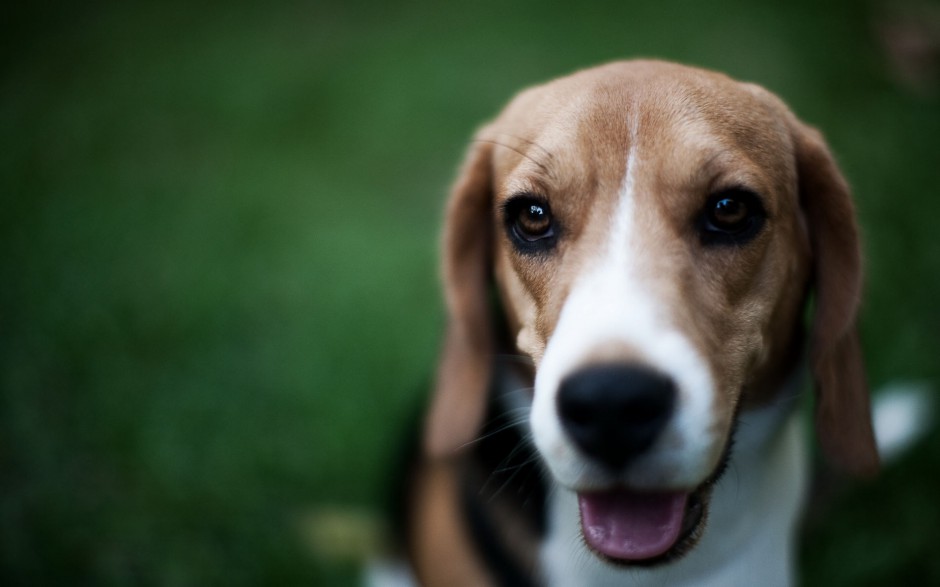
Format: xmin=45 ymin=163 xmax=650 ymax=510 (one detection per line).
xmin=425 ymin=61 xmax=878 ymax=564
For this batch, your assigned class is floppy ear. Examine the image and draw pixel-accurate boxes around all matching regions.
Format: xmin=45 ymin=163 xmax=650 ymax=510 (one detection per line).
xmin=424 ymin=139 xmax=496 ymax=458
xmin=794 ymin=121 xmax=879 ymax=477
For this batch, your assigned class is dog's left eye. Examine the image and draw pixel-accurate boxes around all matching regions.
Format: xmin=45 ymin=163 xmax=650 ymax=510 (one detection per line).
xmin=503 ymin=195 xmax=557 ymax=252
xmin=699 ymin=189 xmax=766 ymax=245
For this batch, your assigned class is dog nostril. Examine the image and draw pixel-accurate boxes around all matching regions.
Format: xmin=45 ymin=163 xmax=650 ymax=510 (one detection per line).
xmin=557 ymin=364 xmax=677 ymax=469
xmin=562 ymin=398 xmax=594 ymax=426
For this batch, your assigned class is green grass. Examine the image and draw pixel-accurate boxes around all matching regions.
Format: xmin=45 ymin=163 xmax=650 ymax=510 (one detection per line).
xmin=2 ymin=0 xmax=938 ymax=584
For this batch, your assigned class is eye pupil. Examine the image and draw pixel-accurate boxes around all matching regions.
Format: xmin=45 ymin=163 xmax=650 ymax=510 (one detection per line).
xmin=714 ymin=198 xmax=747 ymax=226
xmin=699 ymin=189 xmax=765 ymax=245
xmin=504 ymin=195 xmax=556 ymax=248
xmin=710 ymin=195 xmax=748 ymax=228
xmin=518 ymin=203 xmax=551 ymax=236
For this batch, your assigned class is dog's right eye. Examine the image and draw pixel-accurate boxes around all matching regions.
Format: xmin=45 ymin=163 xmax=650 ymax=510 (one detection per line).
xmin=503 ymin=195 xmax=558 ymax=253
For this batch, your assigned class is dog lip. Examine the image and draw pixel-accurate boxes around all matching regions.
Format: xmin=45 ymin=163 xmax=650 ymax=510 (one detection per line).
xmin=679 ymin=488 xmax=705 ymax=539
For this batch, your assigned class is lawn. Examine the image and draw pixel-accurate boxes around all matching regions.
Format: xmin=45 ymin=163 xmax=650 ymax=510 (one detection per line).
xmin=2 ymin=0 xmax=938 ymax=585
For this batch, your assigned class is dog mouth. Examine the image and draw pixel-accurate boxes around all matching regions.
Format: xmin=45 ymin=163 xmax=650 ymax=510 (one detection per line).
xmin=571 ymin=401 xmax=739 ymax=566
xmin=577 ymin=485 xmax=708 ymax=564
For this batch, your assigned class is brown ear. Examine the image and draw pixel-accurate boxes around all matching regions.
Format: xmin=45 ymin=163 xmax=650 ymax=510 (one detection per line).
xmin=424 ymin=139 xmax=495 ymax=458
xmin=794 ymin=121 xmax=879 ymax=477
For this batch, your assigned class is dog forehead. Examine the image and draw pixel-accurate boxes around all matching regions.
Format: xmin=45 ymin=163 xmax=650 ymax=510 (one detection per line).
xmin=486 ymin=61 xmax=791 ymax=178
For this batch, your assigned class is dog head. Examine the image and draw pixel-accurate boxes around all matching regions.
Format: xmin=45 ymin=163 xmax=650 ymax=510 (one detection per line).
xmin=424 ymin=60 xmax=878 ymax=563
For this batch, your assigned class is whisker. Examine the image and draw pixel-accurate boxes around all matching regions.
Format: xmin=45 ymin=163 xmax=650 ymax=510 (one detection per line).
xmin=472 ymin=136 xmax=554 ymax=178
xmin=457 ymin=413 xmax=528 ymax=450
xmin=495 ymin=132 xmax=554 ymax=163
xmin=484 ymin=453 xmax=541 ymax=501
xmin=454 ymin=384 xmax=532 ymax=452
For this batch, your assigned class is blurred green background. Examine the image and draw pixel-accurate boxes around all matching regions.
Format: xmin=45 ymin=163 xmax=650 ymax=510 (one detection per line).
xmin=2 ymin=0 xmax=939 ymax=585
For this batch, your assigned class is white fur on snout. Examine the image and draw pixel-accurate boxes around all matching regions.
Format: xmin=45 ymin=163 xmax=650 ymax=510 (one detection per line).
xmin=530 ymin=138 xmax=719 ymax=491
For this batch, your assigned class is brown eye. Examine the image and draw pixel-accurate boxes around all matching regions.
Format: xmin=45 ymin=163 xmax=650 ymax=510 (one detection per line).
xmin=516 ymin=203 xmax=553 ymax=240
xmin=709 ymin=196 xmax=748 ymax=230
xmin=699 ymin=189 xmax=766 ymax=246
xmin=503 ymin=194 xmax=558 ymax=253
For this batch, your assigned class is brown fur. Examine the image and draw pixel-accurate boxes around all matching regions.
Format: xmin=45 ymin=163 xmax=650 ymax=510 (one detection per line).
xmin=408 ymin=462 xmax=494 ymax=586
xmin=793 ymin=121 xmax=879 ymax=476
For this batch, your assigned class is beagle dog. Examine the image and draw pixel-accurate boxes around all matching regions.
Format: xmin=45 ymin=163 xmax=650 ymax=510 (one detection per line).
xmin=400 ymin=60 xmax=879 ymax=587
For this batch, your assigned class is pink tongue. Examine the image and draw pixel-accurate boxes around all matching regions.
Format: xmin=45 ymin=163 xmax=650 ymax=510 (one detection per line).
xmin=578 ymin=490 xmax=689 ymax=561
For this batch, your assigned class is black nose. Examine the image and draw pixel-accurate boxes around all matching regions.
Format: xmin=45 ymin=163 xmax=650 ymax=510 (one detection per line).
xmin=557 ymin=364 xmax=677 ymax=469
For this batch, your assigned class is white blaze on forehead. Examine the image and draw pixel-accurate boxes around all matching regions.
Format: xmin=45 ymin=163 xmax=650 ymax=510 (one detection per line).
xmin=530 ymin=118 xmax=719 ymax=489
